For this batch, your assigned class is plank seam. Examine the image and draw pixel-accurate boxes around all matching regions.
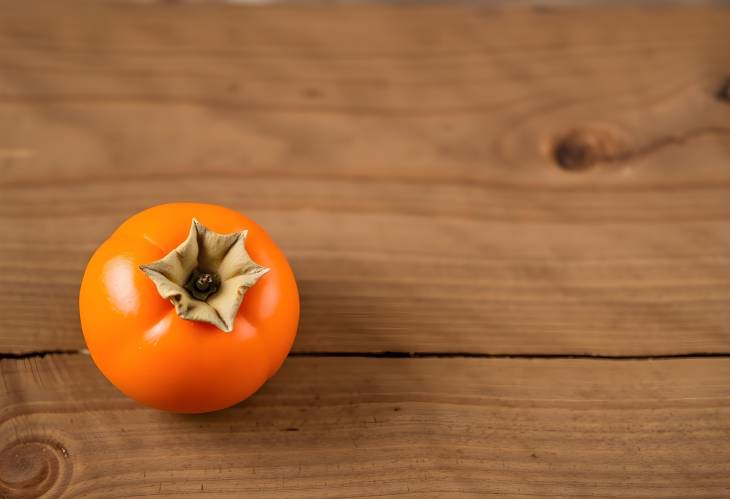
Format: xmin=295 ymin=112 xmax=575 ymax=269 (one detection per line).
xmin=2 ymin=350 xmax=730 ymax=361
xmin=290 ymin=351 xmax=730 ymax=360
xmin=0 ymin=349 xmax=83 ymax=360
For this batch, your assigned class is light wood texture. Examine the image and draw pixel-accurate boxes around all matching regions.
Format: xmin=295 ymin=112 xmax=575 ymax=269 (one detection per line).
xmin=2 ymin=354 xmax=730 ymax=498
xmin=1 ymin=3 xmax=729 ymax=355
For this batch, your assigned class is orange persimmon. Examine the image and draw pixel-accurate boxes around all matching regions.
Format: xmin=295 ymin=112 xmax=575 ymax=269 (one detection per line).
xmin=79 ymin=203 xmax=299 ymax=413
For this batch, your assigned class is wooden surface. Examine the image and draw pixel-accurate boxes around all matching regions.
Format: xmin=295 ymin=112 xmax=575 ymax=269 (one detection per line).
xmin=4 ymin=355 xmax=730 ymax=498
xmin=1 ymin=1 xmax=730 ymax=497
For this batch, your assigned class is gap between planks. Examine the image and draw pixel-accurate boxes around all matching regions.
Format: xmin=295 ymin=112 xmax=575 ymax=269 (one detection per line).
xmin=2 ymin=349 xmax=730 ymax=361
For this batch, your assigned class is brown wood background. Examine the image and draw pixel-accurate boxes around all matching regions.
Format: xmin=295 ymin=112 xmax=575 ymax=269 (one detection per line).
xmin=1 ymin=1 xmax=729 ymax=497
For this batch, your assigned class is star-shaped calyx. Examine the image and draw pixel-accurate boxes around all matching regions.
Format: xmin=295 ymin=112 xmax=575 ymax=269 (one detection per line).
xmin=140 ymin=219 xmax=269 ymax=332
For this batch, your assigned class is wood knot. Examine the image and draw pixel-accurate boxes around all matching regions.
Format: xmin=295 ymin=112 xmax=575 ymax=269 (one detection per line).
xmin=0 ymin=437 xmax=72 ymax=498
xmin=302 ymin=88 xmax=322 ymax=99
xmin=717 ymin=78 xmax=730 ymax=102
xmin=552 ymin=127 xmax=624 ymax=172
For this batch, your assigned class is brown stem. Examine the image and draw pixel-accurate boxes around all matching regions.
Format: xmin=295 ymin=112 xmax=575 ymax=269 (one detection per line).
xmin=184 ymin=269 xmax=220 ymax=301
xmin=196 ymin=274 xmax=213 ymax=291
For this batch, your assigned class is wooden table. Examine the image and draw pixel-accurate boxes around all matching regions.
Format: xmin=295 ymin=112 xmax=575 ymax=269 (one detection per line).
xmin=1 ymin=1 xmax=729 ymax=497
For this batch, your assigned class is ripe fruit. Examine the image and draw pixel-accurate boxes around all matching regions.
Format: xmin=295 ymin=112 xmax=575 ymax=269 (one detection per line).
xmin=79 ymin=203 xmax=299 ymax=413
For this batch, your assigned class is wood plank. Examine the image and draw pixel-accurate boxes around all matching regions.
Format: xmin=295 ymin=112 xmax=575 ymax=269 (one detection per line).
xmin=1 ymin=353 xmax=729 ymax=498
xmin=1 ymin=3 xmax=729 ymax=354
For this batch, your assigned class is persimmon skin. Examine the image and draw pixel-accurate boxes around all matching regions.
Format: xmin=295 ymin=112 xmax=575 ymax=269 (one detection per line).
xmin=79 ymin=203 xmax=299 ymax=413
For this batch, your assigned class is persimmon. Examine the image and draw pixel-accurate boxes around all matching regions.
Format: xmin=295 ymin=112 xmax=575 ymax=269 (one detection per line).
xmin=79 ymin=203 xmax=299 ymax=413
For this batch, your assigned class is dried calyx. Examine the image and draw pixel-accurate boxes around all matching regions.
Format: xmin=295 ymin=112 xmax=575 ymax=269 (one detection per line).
xmin=140 ymin=219 xmax=269 ymax=332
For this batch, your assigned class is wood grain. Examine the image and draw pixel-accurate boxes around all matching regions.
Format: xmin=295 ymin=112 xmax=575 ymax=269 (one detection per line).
xmin=2 ymin=3 xmax=730 ymax=497
xmin=1 ymin=353 xmax=729 ymax=498
xmin=2 ymin=3 xmax=729 ymax=355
